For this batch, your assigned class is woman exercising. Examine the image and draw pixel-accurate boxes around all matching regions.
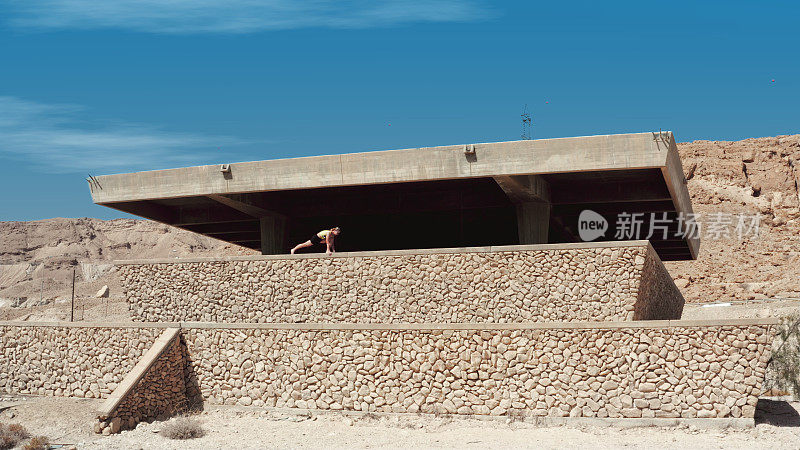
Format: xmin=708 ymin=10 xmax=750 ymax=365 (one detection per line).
xmin=290 ymin=227 xmax=341 ymax=255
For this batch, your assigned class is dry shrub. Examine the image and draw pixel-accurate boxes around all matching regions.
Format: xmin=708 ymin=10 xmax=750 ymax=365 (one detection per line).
xmin=23 ymin=436 xmax=49 ymax=450
xmin=159 ymin=417 xmax=205 ymax=440
xmin=0 ymin=423 xmax=31 ymax=449
xmin=765 ymin=314 xmax=800 ymax=399
xmin=506 ymin=408 xmax=527 ymax=423
xmin=0 ymin=436 xmax=13 ymax=450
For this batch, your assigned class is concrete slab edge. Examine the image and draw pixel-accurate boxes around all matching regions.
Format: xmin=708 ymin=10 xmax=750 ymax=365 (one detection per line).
xmin=0 ymin=318 xmax=780 ymax=330
xmin=96 ymin=327 xmax=181 ymax=419
xmin=92 ymin=132 xmax=670 ymax=204
xmin=0 ymin=321 xmax=180 ymax=328
xmin=114 ymin=240 xmax=652 ymax=265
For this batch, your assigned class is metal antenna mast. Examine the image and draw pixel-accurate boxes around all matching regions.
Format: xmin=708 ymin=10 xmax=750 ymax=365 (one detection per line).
xmin=521 ymin=104 xmax=532 ymax=140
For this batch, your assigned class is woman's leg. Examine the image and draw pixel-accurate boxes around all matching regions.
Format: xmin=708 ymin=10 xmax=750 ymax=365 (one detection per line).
xmin=290 ymin=240 xmax=313 ymax=254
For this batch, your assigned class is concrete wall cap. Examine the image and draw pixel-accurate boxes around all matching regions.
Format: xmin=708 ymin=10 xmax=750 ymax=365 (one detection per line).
xmin=1 ymin=317 xmax=777 ymax=330
xmin=0 ymin=317 xmax=781 ymax=331
xmin=114 ymin=240 xmax=652 ymax=265
xmin=0 ymin=321 xmax=181 ymax=328
xmin=177 ymin=318 xmax=779 ymax=330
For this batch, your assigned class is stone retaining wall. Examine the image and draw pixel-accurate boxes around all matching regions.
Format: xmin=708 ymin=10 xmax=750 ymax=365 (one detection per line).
xmin=0 ymin=324 xmax=165 ymax=398
xmin=96 ymin=328 xmax=188 ymax=435
xmin=119 ymin=242 xmax=683 ymax=323
xmin=1 ymin=321 xmax=774 ymax=420
xmin=181 ymin=322 xmax=773 ymax=419
xmin=636 ymin=246 xmax=684 ymax=320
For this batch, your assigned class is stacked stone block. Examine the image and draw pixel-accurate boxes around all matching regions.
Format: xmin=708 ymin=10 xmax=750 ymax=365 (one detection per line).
xmin=96 ymin=333 xmax=187 ymax=435
xmin=181 ymin=323 xmax=773 ymax=419
xmin=0 ymin=325 xmax=161 ymax=398
xmin=119 ymin=243 xmax=683 ymax=323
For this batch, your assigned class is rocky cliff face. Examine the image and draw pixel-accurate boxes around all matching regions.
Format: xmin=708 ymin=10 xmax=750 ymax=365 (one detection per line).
xmin=666 ymin=135 xmax=800 ymax=302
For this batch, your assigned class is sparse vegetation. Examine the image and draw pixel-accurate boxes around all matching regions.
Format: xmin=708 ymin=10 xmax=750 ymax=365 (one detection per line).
xmin=506 ymin=408 xmax=527 ymax=423
xmin=159 ymin=416 xmax=205 ymax=440
xmin=0 ymin=423 xmax=31 ymax=450
xmin=23 ymin=436 xmax=49 ymax=450
xmin=765 ymin=314 xmax=800 ymax=399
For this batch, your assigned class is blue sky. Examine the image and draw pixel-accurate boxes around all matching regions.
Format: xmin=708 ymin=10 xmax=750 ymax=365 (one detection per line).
xmin=1 ymin=0 xmax=798 ymax=221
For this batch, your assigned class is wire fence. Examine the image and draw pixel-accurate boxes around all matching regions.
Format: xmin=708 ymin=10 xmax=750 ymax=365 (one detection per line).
xmin=0 ymin=259 xmax=115 ymax=322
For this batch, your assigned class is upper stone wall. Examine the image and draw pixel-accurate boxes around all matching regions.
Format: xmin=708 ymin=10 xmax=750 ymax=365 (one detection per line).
xmin=118 ymin=242 xmax=684 ymax=323
xmin=635 ymin=245 xmax=685 ymax=320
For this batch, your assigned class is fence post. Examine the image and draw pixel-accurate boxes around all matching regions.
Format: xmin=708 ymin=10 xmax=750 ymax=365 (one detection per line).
xmin=71 ymin=266 xmax=76 ymax=322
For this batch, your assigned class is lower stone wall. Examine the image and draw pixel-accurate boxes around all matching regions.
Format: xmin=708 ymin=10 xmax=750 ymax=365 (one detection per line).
xmin=0 ymin=321 xmax=776 ymax=421
xmin=119 ymin=241 xmax=683 ymax=323
xmin=0 ymin=324 xmax=164 ymax=398
xmin=182 ymin=321 xmax=774 ymax=419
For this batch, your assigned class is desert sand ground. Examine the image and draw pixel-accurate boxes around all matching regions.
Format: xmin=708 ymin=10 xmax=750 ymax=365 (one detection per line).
xmin=2 ymin=395 xmax=800 ymax=449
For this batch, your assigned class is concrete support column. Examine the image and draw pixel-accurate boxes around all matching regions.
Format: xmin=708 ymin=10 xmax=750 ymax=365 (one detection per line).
xmin=493 ymin=174 xmax=552 ymax=245
xmin=516 ymin=201 xmax=551 ymax=244
xmin=260 ymin=214 xmax=287 ymax=255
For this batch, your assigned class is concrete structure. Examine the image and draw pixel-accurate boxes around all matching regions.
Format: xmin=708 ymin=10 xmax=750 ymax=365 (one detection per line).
xmin=89 ymin=132 xmax=698 ymax=260
xmin=4 ymin=129 xmax=774 ymax=433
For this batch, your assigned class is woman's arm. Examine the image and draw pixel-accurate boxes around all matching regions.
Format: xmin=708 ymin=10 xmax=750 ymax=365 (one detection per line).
xmin=326 ymin=234 xmax=335 ymax=255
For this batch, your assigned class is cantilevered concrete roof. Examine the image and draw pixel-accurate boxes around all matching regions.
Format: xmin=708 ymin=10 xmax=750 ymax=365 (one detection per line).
xmin=89 ymin=131 xmax=699 ymax=260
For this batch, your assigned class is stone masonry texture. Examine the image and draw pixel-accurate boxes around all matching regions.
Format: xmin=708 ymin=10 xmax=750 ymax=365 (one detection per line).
xmin=635 ymin=246 xmax=684 ymax=320
xmin=0 ymin=326 xmax=161 ymax=398
xmin=97 ymin=335 xmax=188 ymax=434
xmin=0 ymin=323 xmax=775 ymax=419
xmin=182 ymin=324 xmax=773 ymax=419
xmin=119 ymin=244 xmax=684 ymax=323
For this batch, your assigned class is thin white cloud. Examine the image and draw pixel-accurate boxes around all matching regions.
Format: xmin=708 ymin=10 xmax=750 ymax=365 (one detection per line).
xmin=6 ymin=0 xmax=491 ymax=34
xmin=0 ymin=96 xmax=242 ymax=173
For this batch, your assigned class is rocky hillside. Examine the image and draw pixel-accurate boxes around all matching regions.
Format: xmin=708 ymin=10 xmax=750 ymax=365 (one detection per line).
xmin=0 ymin=218 xmax=251 ymax=316
xmin=666 ymin=134 xmax=800 ymax=302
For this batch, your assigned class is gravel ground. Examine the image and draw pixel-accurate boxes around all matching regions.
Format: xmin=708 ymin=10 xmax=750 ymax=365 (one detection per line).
xmin=681 ymin=299 xmax=800 ymax=321
xmin=2 ymin=396 xmax=800 ymax=449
